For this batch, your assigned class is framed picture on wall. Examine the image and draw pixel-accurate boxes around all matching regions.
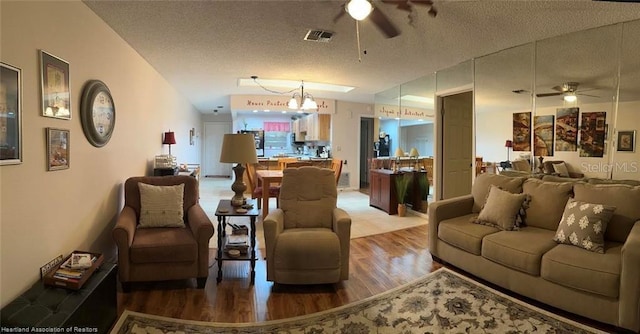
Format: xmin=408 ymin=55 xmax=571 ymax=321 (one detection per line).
xmin=0 ymin=62 xmax=23 ymax=165
xmin=46 ymin=128 xmax=70 ymax=171
xmin=617 ymin=130 xmax=636 ymax=152
xmin=40 ymin=50 xmax=71 ymax=120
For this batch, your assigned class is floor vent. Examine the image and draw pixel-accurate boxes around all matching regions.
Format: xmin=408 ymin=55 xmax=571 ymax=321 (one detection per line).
xmin=338 ymin=172 xmax=349 ymax=188
xmin=304 ymin=29 xmax=333 ymax=42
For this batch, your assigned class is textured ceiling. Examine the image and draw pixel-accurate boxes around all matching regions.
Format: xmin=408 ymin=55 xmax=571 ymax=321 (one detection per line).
xmin=83 ymin=0 xmax=640 ymax=114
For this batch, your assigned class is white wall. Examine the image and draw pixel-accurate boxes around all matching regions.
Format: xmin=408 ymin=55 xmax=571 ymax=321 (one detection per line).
xmin=333 ymin=101 xmax=374 ymax=189
xmin=401 ymin=124 xmax=435 ymax=157
xmin=1 ymin=1 xmax=201 ymax=306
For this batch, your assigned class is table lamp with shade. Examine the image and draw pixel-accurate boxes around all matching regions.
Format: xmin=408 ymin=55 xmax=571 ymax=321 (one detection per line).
xmin=409 ymin=147 xmax=420 ymax=170
xmin=163 ymin=131 xmax=176 ymax=156
xmin=393 ymin=148 xmax=404 ymax=172
xmin=505 ymin=139 xmax=513 ymax=161
xmin=219 ymin=133 xmax=258 ymax=207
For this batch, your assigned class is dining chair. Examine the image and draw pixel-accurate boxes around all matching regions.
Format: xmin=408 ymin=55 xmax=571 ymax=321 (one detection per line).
xmin=245 ymin=163 xmax=280 ymax=209
xmin=331 ymin=158 xmax=343 ymax=185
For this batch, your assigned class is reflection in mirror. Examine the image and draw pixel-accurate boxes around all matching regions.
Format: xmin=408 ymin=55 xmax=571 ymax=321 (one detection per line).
xmin=399 ymin=74 xmax=436 ymax=158
xmin=475 ymin=43 xmax=534 ymax=172
xmin=436 ymin=60 xmax=473 ymax=93
xmin=613 ymin=19 xmax=640 ymax=180
xmin=373 ymin=86 xmax=400 ymax=157
xmin=535 ymin=23 xmax=620 ymax=179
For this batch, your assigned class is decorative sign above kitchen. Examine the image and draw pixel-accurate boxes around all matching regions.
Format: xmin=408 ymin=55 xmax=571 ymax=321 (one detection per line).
xmin=230 ymin=95 xmax=335 ymax=114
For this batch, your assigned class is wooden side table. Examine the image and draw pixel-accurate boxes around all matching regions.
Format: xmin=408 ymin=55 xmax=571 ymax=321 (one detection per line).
xmin=214 ymin=199 xmax=259 ymax=284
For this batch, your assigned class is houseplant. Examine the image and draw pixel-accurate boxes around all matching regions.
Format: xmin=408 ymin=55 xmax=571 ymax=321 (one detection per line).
xmin=417 ymin=172 xmax=430 ymax=213
xmin=395 ymin=172 xmax=413 ymax=217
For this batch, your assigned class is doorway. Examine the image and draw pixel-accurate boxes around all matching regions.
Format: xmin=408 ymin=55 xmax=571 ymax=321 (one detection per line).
xmin=360 ymin=117 xmax=374 ymax=189
xmin=439 ymin=91 xmax=473 ymax=199
xmin=203 ymin=122 xmax=232 ymax=177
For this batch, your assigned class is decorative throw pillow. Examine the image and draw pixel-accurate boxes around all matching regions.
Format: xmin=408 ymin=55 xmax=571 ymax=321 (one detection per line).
xmin=138 ymin=183 xmax=185 ymax=228
xmin=475 ymin=185 xmax=527 ymax=231
xmin=553 ymin=198 xmax=615 ymax=253
xmin=552 ymin=162 xmax=570 ymax=177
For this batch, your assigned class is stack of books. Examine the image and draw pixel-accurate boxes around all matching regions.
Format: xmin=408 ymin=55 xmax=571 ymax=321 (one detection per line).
xmin=52 ymin=253 xmax=97 ymax=283
xmin=225 ymin=225 xmax=249 ymax=254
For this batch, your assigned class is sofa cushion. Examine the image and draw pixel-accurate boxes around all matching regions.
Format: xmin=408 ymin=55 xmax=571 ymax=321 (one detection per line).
xmin=511 ymin=159 xmax=531 ymax=172
xmin=471 ymin=173 xmax=526 ymax=213
xmin=541 ymin=243 xmax=622 ymax=298
xmin=130 ymin=227 xmax=197 ymax=263
xmin=274 ymin=228 xmax=340 ymax=270
xmin=138 ymin=183 xmax=185 ymax=228
xmin=438 ymin=214 xmax=500 ymax=255
xmin=588 ymin=178 xmax=640 ymax=187
xmin=541 ymin=175 xmax=585 ymax=183
xmin=573 ymin=183 xmax=640 ymax=243
xmin=475 ymin=185 xmax=526 ymax=231
xmin=523 ymin=179 xmax=573 ymax=231
xmin=481 ymin=227 xmax=557 ymax=276
xmin=553 ymin=198 xmax=616 ymax=253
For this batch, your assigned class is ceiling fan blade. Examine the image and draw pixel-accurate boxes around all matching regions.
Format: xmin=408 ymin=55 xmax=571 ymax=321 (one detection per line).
xmin=536 ymin=92 xmax=563 ymax=97
xmin=369 ymin=5 xmax=400 ymax=38
xmin=551 ymin=85 xmax=563 ymax=92
xmin=576 ymin=93 xmax=601 ymax=98
xmin=333 ymin=4 xmax=346 ymax=23
xmin=381 ymin=0 xmax=412 ymax=11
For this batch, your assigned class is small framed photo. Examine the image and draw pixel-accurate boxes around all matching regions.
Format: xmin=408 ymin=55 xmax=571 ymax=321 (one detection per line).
xmin=46 ymin=128 xmax=70 ymax=171
xmin=617 ymin=130 xmax=636 ymax=152
xmin=0 ymin=62 xmax=22 ymax=165
xmin=40 ymin=50 xmax=71 ymax=120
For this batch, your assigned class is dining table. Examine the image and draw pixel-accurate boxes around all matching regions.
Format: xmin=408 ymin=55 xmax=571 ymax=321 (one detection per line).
xmin=255 ymin=169 xmax=283 ymax=219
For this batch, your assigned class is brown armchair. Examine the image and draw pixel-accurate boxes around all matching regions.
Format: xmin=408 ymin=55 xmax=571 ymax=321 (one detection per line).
xmin=112 ymin=176 xmax=214 ymax=290
xmin=264 ymin=167 xmax=351 ymax=284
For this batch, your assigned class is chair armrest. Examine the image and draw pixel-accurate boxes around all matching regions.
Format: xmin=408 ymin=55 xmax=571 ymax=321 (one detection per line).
xmin=187 ymin=204 xmax=214 ymax=242
xmin=427 ymin=195 xmax=474 ymax=258
xmin=187 ymin=204 xmax=214 ymax=277
xmin=620 ymin=221 xmax=640 ymax=331
xmin=264 ymin=209 xmax=284 ymax=281
xmin=333 ymin=207 xmax=352 ymax=280
xmin=333 ymin=208 xmax=352 ymax=240
xmin=112 ymin=206 xmax=137 ymax=281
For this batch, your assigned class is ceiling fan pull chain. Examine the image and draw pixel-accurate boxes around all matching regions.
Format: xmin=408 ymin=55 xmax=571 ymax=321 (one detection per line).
xmin=355 ymin=20 xmax=363 ymax=62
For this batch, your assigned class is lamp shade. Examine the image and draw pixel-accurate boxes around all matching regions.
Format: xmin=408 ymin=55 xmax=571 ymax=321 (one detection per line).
xmin=163 ymin=131 xmax=176 ymax=145
xmin=409 ymin=147 xmax=419 ymax=157
xmin=505 ymin=140 xmax=513 ymax=148
xmin=219 ymin=134 xmax=258 ymax=164
xmin=394 ymin=148 xmax=405 ymax=158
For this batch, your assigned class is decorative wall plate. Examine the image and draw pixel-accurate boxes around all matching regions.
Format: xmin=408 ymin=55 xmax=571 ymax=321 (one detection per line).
xmin=80 ymin=80 xmax=115 ymax=147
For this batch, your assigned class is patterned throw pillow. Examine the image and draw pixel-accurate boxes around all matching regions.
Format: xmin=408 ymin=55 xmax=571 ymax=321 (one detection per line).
xmin=475 ymin=185 xmax=527 ymax=231
xmin=553 ymin=198 xmax=615 ymax=253
xmin=138 ymin=183 xmax=185 ymax=228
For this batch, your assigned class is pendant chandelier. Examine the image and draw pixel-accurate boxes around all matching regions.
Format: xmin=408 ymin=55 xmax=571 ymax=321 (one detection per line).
xmin=288 ymin=81 xmax=318 ymax=112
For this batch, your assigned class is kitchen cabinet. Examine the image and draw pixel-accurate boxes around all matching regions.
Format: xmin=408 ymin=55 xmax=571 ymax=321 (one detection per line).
xmin=293 ymin=119 xmax=305 ymax=142
xmin=304 ymin=114 xmax=331 ymax=141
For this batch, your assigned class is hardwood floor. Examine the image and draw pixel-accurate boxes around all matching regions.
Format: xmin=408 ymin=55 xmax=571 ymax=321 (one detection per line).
xmin=116 ymin=224 xmax=441 ymax=323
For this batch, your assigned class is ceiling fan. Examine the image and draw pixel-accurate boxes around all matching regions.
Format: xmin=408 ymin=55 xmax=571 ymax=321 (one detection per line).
xmin=334 ymin=0 xmax=437 ymax=39
xmin=536 ymin=82 xmax=599 ymax=101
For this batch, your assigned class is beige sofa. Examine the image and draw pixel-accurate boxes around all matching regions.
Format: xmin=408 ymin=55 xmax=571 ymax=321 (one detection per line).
xmin=428 ymin=173 xmax=640 ymax=332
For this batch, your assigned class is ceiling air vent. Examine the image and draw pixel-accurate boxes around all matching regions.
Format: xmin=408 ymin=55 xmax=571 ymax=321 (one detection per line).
xmin=304 ymin=30 xmax=333 ymax=42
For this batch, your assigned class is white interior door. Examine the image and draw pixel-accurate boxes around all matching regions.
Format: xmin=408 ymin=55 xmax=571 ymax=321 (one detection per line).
xmin=441 ymin=91 xmax=473 ymax=199
xmin=203 ymin=122 xmax=232 ymax=177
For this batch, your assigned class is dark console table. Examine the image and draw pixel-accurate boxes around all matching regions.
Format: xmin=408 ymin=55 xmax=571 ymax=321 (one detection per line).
xmin=1 ymin=262 xmax=117 ymax=334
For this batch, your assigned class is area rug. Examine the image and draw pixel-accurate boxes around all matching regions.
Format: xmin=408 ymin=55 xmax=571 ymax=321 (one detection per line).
xmin=110 ymin=268 xmax=605 ymax=334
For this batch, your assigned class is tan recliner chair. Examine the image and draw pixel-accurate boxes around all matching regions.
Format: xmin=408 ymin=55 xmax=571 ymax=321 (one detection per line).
xmin=264 ymin=167 xmax=351 ymax=284
xmin=112 ymin=176 xmax=214 ymax=290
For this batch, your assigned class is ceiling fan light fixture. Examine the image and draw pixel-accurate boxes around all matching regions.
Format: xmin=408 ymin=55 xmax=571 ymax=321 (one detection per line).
xmin=346 ymin=0 xmax=373 ymax=21
xmin=288 ymin=93 xmax=300 ymax=109
xmin=564 ymin=94 xmax=577 ymax=102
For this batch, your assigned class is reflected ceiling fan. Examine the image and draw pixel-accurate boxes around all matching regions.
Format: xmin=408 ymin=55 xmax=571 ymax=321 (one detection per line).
xmin=334 ymin=0 xmax=437 ymax=39
xmin=536 ymin=82 xmax=599 ymax=102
